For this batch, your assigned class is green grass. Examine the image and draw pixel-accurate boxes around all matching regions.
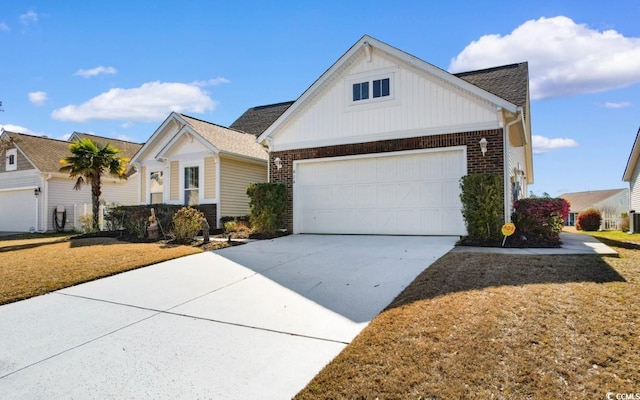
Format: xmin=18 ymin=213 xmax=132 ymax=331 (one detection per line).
xmin=582 ymin=230 xmax=640 ymax=244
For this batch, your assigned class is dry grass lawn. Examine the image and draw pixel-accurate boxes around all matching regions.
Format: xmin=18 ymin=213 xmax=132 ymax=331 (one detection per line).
xmin=0 ymin=235 xmax=201 ymax=305
xmin=296 ymin=238 xmax=640 ymax=399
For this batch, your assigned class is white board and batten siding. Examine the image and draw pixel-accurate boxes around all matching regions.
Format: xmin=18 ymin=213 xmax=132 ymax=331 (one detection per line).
xmin=219 ymin=156 xmax=268 ymax=218
xmin=294 ymin=148 xmax=467 ymax=235
xmin=273 ymin=49 xmax=500 ymax=152
xmin=631 ymin=167 xmax=640 ymax=211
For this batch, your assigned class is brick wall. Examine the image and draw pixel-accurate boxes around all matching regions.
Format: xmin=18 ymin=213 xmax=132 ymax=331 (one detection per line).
xmin=270 ymin=129 xmax=504 ymax=232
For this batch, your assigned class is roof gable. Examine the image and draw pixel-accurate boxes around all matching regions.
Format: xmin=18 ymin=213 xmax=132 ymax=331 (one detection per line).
xmin=623 ymin=127 xmax=640 ymax=182
xmin=132 ymin=112 xmax=267 ymax=164
xmin=69 ymin=132 xmax=143 ymax=160
xmin=258 ymin=35 xmax=521 ymax=146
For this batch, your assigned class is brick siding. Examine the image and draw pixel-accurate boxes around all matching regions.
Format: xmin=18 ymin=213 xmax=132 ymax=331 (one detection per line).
xmin=270 ymin=129 xmax=504 ymax=233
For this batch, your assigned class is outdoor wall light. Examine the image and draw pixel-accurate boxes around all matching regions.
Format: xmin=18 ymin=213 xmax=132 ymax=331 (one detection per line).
xmin=479 ymin=137 xmax=488 ymax=157
xmin=34 ymin=187 xmax=41 ymax=196
xmin=274 ymin=157 xmax=283 ymax=170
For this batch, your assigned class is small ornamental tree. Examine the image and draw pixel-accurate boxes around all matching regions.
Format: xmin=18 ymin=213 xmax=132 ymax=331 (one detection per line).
xmin=576 ymin=208 xmax=602 ymax=231
xmin=246 ymin=183 xmax=286 ymax=235
xmin=459 ymin=174 xmax=504 ymax=242
xmin=512 ymin=197 xmax=570 ymax=243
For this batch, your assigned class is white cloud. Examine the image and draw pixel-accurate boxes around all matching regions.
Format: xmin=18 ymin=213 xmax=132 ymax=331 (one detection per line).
xmin=19 ymin=10 xmax=38 ymax=26
xmin=75 ymin=66 xmax=117 ymax=78
xmin=604 ymin=101 xmax=632 ymax=108
xmin=51 ymin=81 xmax=217 ymax=122
xmin=28 ymin=91 xmax=47 ymax=106
xmin=0 ymin=124 xmax=40 ymax=135
xmin=191 ymin=77 xmax=230 ymax=87
xmin=532 ymin=135 xmax=578 ymax=154
xmin=0 ymin=22 xmax=9 ymax=31
xmin=449 ymin=16 xmax=640 ymax=100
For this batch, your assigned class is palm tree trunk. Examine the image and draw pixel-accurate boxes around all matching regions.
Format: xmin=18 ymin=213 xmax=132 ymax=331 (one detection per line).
xmin=91 ymin=175 xmax=102 ymax=231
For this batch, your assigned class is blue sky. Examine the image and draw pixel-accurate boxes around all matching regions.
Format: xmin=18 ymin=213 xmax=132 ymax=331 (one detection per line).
xmin=1 ymin=1 xmax=639 ymax=196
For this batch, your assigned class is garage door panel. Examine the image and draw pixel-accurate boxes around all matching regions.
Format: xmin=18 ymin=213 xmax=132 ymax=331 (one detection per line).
xmin=295 ymin=149 xmax=466 ymax=235
xmin=0 ymin=190 xmax=36 ymax=232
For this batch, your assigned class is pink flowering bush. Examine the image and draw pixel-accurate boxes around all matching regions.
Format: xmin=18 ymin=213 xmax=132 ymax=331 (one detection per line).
xmin=512 ymin=198 xmax=570 ymax=244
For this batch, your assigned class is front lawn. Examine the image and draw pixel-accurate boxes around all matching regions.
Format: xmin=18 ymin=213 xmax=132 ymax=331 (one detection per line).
xmin=0 ymin=234 xmax=202 ymax=305
xmin=296 ymin=240 xmax=639 ymax=398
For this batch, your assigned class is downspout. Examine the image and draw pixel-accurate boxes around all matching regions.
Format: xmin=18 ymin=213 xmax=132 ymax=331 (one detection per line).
xmin=503 ymin=108 xmax=523 ymax=222
xmin=215 ymin=154 xmax=221 ymax=229
xmin=39 ymin=174 xmax=52 ymax=232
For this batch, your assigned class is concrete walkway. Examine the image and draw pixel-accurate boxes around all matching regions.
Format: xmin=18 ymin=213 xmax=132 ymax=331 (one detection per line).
xmin=0 ymin=235 xmax=457 ymax=399
xmin=451 ymin=232 xmax=618 ymax=256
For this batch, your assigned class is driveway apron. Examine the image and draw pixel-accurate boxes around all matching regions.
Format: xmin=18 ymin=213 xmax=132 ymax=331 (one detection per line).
xmin=0 ymin=235 xmax=457 ymax=399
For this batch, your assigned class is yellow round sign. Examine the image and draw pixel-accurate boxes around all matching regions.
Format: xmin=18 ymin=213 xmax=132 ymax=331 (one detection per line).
xmin=501 ymin=222 xmax=516 ymax=236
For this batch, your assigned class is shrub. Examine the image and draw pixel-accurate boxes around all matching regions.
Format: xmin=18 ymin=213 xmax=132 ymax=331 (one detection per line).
xmin=246 ymin=183 xmax=286 ymax=235
xmin=621 ymin=212 xmax=630 ymax=232
xmin=512 ymin=197 xmax=569 ymax=244
xmin=459 ymin=174 xmax=503 ymax=242
xmin=78 ymin=213 xmax=94 ymax=233
xmin=576 ymin=208 xmax=602 ymax=231
xmin=220 ymin=215 xmax=251 ymax=227
xmin=172 ymin=206 xmax=205 ymax=243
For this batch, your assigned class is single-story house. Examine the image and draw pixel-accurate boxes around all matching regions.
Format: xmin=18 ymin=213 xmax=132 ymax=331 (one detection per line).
xmin=130 ymin=112 xmax=268 ymax=228
xmin=0 ymin=130 xmax=142 ymax=232
xmin=256 ymin=35 xmax=533 ymax=235
xmin=623 ymin=127 xmax=640 ymax=232
xmin=559 ymin=189 xmax=629 ymax=230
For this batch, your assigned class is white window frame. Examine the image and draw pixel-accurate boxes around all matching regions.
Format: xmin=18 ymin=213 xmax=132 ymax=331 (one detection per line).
xmin=6 ymin=148 xmax=17 ymax=171
xmin=179 ymin=161 xmax=204 ymax=206
xmin=149 ymin=170 xmax=165 ymax=204
xmin=346 ymin=68 xmax=399 ymax=110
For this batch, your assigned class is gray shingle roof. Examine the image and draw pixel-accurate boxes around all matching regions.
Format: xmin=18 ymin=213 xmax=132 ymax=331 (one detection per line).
xmin=5 ymin=131 xmax=71 ymax=172
xmin=4 ymin=131 xmax=142 ymax=173
xmin=179 ymin=114 xmax=268 ymax=160
xmin=454 ymin=62 xmax=529 ymax=109
xmin=559 ymin=189 xmax=628 ymax=213
xmin=229 ymin=101 xmax=295 ymax=137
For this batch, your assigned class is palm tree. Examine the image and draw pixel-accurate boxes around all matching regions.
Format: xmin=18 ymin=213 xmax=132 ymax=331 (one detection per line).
xmin=60 ymin=138 xmax=129 ymax=231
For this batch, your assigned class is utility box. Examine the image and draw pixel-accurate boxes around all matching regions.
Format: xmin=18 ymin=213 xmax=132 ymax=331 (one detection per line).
xmin=632 ymin=210 xmax=640 ymax=233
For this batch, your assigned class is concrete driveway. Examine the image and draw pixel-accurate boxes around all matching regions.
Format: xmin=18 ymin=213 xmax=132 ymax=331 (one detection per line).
xmin=0 ymin=234 xmax=457 ymax=399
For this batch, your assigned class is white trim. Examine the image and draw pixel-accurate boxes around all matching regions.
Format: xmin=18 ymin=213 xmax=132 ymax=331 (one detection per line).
xmin=292 ymin=146 xmax=467 ymax=234
xmin=130 ymin=112 xmax=182 ymax=164
xmin=272 ymin=122 xmax=500 ymax=152
xmin=155 ymin=127 xmax=219 ymax=160
xmin=215 ymin=154 xmax=221 ymax=228
xmin=0 ymin=185 xmax=37 ymax=193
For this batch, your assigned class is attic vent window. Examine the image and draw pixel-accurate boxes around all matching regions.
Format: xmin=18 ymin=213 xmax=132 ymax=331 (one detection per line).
xmin=353 ymin=81 xmax=369 ymax=101
xmin=6 ymin=149 xmax=17 ymax=171
xmin=351 ymin=76 xmax=392 ymax=103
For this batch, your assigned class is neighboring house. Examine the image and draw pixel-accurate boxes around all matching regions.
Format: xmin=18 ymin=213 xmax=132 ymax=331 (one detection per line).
xmin=623 ymin=127 xmax=640 ymax=232
xmin=130 ymin=112 xmax=268 ymax=228
xmin=0 ymin=130 xmax=142 ymax=232
xmin=256 ymin=35 xmax=533 ymax=235
xmin=559 ymin=189 xmax=629 ymax=230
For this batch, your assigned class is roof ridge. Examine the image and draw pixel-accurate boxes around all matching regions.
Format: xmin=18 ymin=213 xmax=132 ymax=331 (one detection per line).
xmin=251 ymin=101 xmax=296 ymax=110
xmin=180 ymin=113 xmax=255 ymax=136
xmin=72 ymin=131 xmax=143 ymax=145
xmin=454 ymin=62 xmax=527 ymax=77
xmin=5 ymin=131 xmax=70 ymax=144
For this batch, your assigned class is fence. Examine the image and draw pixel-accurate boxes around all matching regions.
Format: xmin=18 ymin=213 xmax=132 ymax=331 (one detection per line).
xmin=73 ymin=203 xmax=108 ymax=231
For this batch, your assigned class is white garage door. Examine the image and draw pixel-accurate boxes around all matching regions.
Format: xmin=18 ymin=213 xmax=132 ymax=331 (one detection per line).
xmin=0 ymin=189 xmax=37 ymax=232
xmin=295 ymin=149 xmax=467 ymax=235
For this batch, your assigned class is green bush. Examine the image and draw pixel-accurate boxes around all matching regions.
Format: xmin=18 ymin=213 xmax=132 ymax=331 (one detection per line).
xmin=512 ymin=197 xmax=569 ymax=243
xmin=459 ymin=174 xmax=503 ymax=241
xmin=246 ymin=183 xmax=286 ymax=234
xmin=576 ymin=208 xmax=602 ymax=231
xmin=172 ymin=206 xmax=205 ymax=243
